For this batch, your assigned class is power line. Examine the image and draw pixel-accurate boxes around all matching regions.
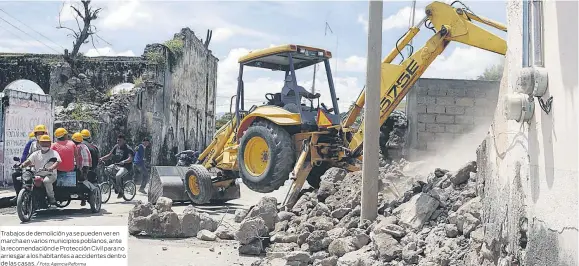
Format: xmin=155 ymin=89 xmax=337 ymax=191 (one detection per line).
xmin=0 ymin=8 xmax=66 ymax=51
xmin=0 ymin=15 xmax=61 ymax=54
xmin=0 ymin=24 xmax=41 ymax=50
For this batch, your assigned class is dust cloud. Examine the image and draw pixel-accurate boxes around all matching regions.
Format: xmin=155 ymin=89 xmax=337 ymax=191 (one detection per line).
xmin=409 ymin=119 xmax=493 ymax=176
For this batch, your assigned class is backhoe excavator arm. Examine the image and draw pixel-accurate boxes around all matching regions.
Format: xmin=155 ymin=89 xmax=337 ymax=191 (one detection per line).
xmin=343 ymin=1 xmax=507 ymax=155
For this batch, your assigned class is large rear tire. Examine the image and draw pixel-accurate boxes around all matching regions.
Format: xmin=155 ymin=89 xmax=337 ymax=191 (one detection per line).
xmin=184 ymin=165 xmax=213 ymax=204
xmin=16 ymin=189 xmax=33 ymax=223
xmin=238 ymin=120 xmax=295 ymax=193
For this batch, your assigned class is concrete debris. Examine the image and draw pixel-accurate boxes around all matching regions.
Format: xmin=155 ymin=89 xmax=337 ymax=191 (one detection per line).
xmin=246 ymin=158 xmax=491 ymax=265
xmin=127 ymin=199 xmax=219 ymax=238
xmin=215 ymin=226 xmax=235 ymax=240
xmin=197 ymin=230 xmax=217 ymax=241
xmin=234 ymin=209 xmax=249 ymax=223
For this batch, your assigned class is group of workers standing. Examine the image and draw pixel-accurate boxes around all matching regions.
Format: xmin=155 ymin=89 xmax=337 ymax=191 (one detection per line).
xmin=11 ymin=124 xmax=150 ymax=206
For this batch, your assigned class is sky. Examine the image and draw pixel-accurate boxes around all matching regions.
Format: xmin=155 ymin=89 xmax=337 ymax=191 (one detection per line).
xmin=0 ymin=0 xmax=507 ymax=113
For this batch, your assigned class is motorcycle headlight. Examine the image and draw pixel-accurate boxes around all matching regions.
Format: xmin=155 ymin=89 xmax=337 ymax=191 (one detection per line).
xmin=22 ymin=172 xmax=32 ymax=181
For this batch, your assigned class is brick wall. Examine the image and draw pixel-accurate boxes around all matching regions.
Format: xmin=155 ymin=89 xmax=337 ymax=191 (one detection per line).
xmin=405 ymin=78 xmax=500 ymax=158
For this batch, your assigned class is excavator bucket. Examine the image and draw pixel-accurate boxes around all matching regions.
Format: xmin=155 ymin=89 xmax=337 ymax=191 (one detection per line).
xmin=148 ymin=166 xmax=191 ymax=204
xmin=147 ymin=166 xmax=242 ymax=205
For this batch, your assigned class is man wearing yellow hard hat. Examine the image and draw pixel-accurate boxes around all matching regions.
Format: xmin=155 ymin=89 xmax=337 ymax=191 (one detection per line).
xmin=20 ymin=134 xmax=62 ymax=204
xmin=81 ymin=129 xmax=100 ymax=176
xmin=27 ymin=124 xmax=48 ymax=155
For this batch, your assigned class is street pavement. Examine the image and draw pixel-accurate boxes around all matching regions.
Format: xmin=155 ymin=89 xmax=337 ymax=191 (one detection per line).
xmin=0 ymin=180 xmax=294 ymax=266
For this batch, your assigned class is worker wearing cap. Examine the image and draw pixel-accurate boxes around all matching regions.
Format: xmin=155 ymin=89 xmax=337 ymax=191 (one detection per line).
xmin=72 ymin=132 xmax=92 ymax=206
xmin=20 ymin=131 xmax=36 ymax=164
xmin=51 ymin=128 xmax=77 ymax=174
xmin=81 ymin=129 xmax=100 ymax=173
xmin=28 ymin=124 xmax=48 ymax=156
xmin=20 ymin=135 xmax=62 ymax=204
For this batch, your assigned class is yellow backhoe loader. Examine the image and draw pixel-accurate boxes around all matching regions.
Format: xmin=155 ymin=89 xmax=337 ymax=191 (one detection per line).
xmin=149 ymin=1 xmax=507 ymax=208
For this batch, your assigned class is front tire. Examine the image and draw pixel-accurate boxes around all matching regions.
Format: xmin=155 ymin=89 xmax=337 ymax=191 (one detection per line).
xmin=184 ymin=165 xmax=213 ymax=204
xmin=16 ymin=189 xmax=33 ymax=222
xmin=238 ymin=120 xmax=295 ymax=193
xmin=122 ymin=180 xmax=136 ymax=201
xmin=89 ymin=187 xmax=102 ymax=213
xmin=100 ymin=182 xmax=112 ymax=203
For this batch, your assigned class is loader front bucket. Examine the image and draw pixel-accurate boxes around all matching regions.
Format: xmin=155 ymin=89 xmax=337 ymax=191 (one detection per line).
xmin=148 ymin=166 xmax=191 ymax=204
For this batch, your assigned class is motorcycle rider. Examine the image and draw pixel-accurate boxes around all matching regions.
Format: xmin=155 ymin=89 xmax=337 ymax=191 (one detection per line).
xmin=99 ymin=134 xmax=134 ymax=199
xmin=11 ymin=128 xmax=46 ymax=204
xmin=72 ymin=132 xmax=92 ymax=206
xmin=133 ymin=137 xmax=150 ymax=194
xmin=20 ymin=135 xmax=62 ymax=205
xmin=27 ymin=124 xmax=48 ymax=157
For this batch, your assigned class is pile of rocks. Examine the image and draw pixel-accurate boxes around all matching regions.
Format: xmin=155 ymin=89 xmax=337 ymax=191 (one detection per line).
xmin=128 ymin=197 xmax=236 ymax=241
xmin=235 ymin=160 xmax=488 ymax=266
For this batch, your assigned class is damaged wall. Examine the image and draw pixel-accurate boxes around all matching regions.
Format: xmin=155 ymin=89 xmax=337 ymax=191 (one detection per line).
xmin=0 ymin=28 xmax=218 ymax=168
xmin=477 ymin=1 xmax=578 ymax=265
xmin=405 ymin=78 xmax=500 ymax=159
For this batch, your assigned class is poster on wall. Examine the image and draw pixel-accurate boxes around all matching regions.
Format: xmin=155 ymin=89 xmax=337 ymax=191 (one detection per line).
xmin=0 ymin=102 xmax=53 ymax=186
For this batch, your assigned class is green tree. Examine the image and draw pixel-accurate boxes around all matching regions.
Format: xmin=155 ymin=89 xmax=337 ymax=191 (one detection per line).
xmin=477 ymin=60 xmax=505 ymax=81
xmin=215 ymin=113 xmax=233 ymax=130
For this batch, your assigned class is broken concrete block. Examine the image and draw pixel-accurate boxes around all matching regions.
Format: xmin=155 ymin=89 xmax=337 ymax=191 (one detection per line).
xmin=393 ymin=193 xmax=439 ymax=229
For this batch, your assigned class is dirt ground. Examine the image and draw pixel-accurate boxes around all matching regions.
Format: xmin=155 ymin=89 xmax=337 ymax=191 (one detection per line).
xmin=0 ymin=180 xmax=293 ymax=266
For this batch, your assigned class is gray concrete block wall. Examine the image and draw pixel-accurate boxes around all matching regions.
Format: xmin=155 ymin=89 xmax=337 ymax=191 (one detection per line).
xmin=406 ymin=78 xmax=499 ymax=158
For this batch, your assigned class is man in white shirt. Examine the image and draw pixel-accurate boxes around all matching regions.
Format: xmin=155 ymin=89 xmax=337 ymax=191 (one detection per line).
xmin=20 ymin=134 xmax=62 ymax=204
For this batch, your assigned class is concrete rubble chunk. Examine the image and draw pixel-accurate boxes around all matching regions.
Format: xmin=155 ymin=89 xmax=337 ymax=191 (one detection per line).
xmin=246 ymin=196 xmax=279 ymax=231
xmin=328 ymin=237 xmax=357 ymax=257
xmin=155 ymin=197 xmax=173 ymax=212
xmin=372 ymin=233 xmax=402 ymax=262
xmin=314 ymin=256 xmax=338 ymax=266
xmin=321 ymin=167 xmax=348 ymax=183
xmin=393 ymin=193 xmax=440 ymax=229
xmin=235 ymin=217 xmax=268 ymax=245
xmin=331 ymin=208 xmax=352 ymax=219
xmin=197 ymin=229 xmax=216 ymax=241
xmin=285 ymin=251 xmax=312 ymax=264
xmin=306 ymin=230 xmax=330 ymax=252
xmin=239 ymin=239 xmax=264 ymax=255
xmin=215 ymin=226 xmax=235 ymax=240
xmin=278 ymin=211 xmax=296 ymax=222
xmin=179 ymin=212 xmax=201 ymax=237
xmin=317 ymin=181 xmax=337 ymax=202
xmin=450 ymin=161 xmax=477 ymax=185
xmin=234 ymin=209 xmax=249 ymax=223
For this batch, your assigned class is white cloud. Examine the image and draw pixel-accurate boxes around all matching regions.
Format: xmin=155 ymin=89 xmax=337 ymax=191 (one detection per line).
xmin=212 ymin=28 xmax=234 ymax=42
xmin=336 ymin=56 xmax=367 ymax=73
xmin=84 ymin=47 xmax=136 ymax=57
xmin=58 ymin=1 xmax=77 ymax=22
xmin=99 ymin=0 xmax=153 ymax=30
xmin=358 ymin=6 xmax=426 ymax=33
xmin=383 ymin=7 xmax=425 ymax=31
xmin=423 ymin=46 xmax=504 ymax=79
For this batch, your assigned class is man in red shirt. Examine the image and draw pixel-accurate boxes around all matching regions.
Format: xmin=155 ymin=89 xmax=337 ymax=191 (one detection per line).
xmin=51 ymin=128 xmax=77 ymax=174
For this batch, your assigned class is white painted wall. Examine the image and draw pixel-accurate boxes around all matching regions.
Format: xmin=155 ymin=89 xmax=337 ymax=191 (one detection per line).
xmin=479 ymin=1 xmax=578 ymax=264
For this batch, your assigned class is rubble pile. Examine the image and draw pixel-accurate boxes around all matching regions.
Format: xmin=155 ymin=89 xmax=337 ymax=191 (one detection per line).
xmin=128 ymin=197 xmax=236 ymax=241
xmin=237 ymin=160 xmax=487 ymax=266
xmin=55 ymin=91 xmax=135 ymax=123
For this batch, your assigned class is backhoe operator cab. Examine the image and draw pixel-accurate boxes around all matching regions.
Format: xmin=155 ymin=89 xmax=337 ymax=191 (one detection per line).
xmin=212 ymin=44 xmax=343 ymax=193
xmin=234 ymin=44 xmax=341 ymax=131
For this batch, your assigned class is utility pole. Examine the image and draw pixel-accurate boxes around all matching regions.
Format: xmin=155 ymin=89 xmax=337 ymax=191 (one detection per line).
xmin=360 ymin=0 xmax=382 ymax=223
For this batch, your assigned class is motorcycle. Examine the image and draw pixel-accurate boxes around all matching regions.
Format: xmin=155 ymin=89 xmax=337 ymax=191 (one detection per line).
xmin=175 ymin=150 xmax=198 ymax=166
xmin=14 ymin=156 xmax=102 ymax=223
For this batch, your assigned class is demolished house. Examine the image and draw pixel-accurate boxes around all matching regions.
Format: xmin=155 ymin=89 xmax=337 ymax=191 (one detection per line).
xmin=0 ymin=28 xmax=218 ymax=186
